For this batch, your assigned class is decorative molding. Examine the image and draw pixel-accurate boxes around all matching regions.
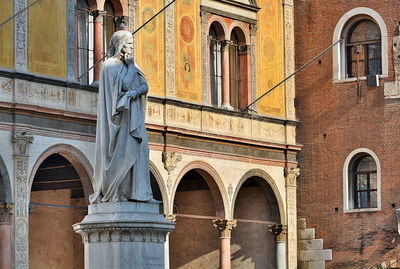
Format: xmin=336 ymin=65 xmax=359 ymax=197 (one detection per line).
xmin=15 ymin=0 xmax=28 ymax=71
xmin=128 ymin=0 xmax=136 ymax=57
xmin=165 ymin=0 xmax=176 ymax=96
xmin=384 ymin=35 xmax=400 ymax=98
xmin=285 ymin=166 xmax=299 ymax=269
xmin=283 ymin=4 xmax=295 ymax=120
xmin=13 ymin=133 xmax=33 ymax=269
xmin=201 ymin=10 xmax=209 ymax=105
xmin=67 ymin=0 xmax=76 ymax=82
xmin=162 ymin=152 xmax=182 ymax=193
xmin=284 ymin=167 xmax=300 ymax=187
xmin=213 ymin=219 xmax=237 ymax=238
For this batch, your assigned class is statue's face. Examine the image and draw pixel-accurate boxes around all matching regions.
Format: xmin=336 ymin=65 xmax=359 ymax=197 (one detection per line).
xmin=121 ymin=36 xmax=134 ymax=56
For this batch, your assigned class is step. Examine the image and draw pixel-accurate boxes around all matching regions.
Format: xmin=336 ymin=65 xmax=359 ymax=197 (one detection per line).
xmin=298 ymin=239 xmax=324 ymax=250
xmin=298 ymin=249 xmax=332 ymax=262
xmin=298 ymin=261 xmax=326 ymax=269
xmin=298 ymin=228 xmax=316 ymax=240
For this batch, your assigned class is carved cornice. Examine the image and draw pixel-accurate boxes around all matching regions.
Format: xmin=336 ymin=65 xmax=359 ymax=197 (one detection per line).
xmin=213 ymin=219 xmax=237 ymax=238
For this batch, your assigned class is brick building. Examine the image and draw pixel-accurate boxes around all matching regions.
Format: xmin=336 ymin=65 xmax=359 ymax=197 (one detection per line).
xmin=0 ymin=0 xmax=300 ymax=268
xmin=295 ymin=1 xmax=400 ymax=268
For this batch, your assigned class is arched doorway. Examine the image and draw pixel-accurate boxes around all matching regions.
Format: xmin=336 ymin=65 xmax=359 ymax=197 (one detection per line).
xmin=232 ymin=176 xmax=281 ymax=269
xmin=170 ymin=168 xmax=225 ymax=268
xmin=29 ymin=153 xmax=92 ymax=269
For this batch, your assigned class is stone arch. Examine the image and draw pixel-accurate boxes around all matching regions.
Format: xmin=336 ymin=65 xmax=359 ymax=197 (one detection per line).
xmin=228 ymin=22 xmax=250 ymax=45
xmin=149 ymin=160 xmax=168 ymax=214
xmin=0 ymin=154 xmax=11 ymax=203
xmin=171 ymin=161 xmax=229 ymax=218
xmin=207 ymin=15 xmax=229 ymax=40
xmin=232 ymin=168 xmax=285 ymax=224
xmin=28 ymin=144 xmax=93 ymax=205
xmin=97 ymin=0 xmax=128 ymax=16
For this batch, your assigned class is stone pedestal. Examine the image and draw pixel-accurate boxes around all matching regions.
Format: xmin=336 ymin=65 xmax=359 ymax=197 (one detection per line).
xmin=73 ymin=202 xmax=175 ymax=269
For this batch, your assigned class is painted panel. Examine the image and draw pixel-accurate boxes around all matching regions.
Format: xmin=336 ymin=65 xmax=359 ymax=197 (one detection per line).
xmin=256 ymin=0 xmax=285 ymax=117
xmin=136 ymin=0 xmax=165 ymax=97
xmin=176 ymin=0 xmax=201 ymax=103
xmin=0 ymin=0 xmax=14 ymax=69
xmin=28 ymin=0 xmax=67 ymax=78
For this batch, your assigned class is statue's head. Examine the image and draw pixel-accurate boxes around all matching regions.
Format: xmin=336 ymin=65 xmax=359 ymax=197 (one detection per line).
xmin=108 ymin=30 xmax=133 ymax=58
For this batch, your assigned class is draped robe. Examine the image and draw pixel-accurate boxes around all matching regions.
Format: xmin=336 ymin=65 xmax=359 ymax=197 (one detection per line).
xmin=90 ymin=57 xmax=153 ymax=203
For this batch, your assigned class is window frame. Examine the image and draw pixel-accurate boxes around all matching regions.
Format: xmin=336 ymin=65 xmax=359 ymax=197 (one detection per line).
xmin=332 ymin=7 xmax=388 ymax=82
xmin=343 ymin=148 xmax=381 ymax=213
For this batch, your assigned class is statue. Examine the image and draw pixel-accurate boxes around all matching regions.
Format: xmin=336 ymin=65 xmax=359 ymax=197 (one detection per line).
xmin=90 ymin=30 xmax=154 ymax=204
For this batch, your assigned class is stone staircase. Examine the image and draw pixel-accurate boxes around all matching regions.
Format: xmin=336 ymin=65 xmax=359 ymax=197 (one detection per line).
xmin=370 ymin=259 xmax=400 ymax=269
xmin=297 ymin=218 xmax=332 ymax=269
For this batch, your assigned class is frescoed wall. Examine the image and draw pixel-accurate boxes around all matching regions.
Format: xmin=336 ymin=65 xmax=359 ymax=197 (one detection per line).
xmin=28 ymin=0 xmax=67 ymax=78
xmin=175 ymin=0 xmax=201 ymax=103
xmin=256 ymin=0 xmax=285 ymax=118
xmin=0 ymin=0 xmax=14 ymax=69
xmin=136 ymin=0 xmax=165 ymax=97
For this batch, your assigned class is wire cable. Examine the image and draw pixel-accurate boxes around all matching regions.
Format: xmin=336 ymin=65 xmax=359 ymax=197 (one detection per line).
xmin=0 ymin=0 xmax=42 ymax=28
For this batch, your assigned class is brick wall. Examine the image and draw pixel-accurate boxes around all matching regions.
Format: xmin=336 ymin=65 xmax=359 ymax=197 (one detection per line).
xmin=295 ymin=1 xmax=400 ymax=268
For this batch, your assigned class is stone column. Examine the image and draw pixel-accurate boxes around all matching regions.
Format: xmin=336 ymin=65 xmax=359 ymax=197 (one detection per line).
xmin=221 ymin=41 xmax=233 ymax=110
xmin=0 ymin=203 xmax=13 ymax=269
xmin=165 ymin=0 xmax=176 ymax=98
xmin=283 ymin=0 xmax=295 ymax=120
xmin=13 ymin=133 xmax=34 ymax=269
xmin=269 ymin=224 xmax=287 ymax=269
xmin=15 ymin=0 xmax=28 ymax=72
xmin=92 ymin=10 xmax=106 ymax=83
xmin=285 ymin=167 xmax=300 ymax=269
xmin=213 ymin=219 xmax=237 ymax=269
xmin=396 ymin=208 xmax=400 ymax=234
xmin=74 ymin=202 xmax=175 ymax=269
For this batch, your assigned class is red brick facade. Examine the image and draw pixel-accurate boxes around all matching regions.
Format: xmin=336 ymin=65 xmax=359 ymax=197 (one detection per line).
xmin=295 ymin=1 xmax=400 ymax=268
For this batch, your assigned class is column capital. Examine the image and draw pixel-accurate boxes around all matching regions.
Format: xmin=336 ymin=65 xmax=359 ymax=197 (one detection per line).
xmin=220 ymin=40 xmax=232 ymax=49
xmin=12 ymin=133 xmax=34 ymax=157
xmin=90 ymin=10 xmax=107 ymax=22
xmin=268 ymin=224 xmax=287 ymax=241
xmin=285 ymin=167 xmax=300 ymax=186
xmin=165 ymin=214 xmax=177 ymax=223
xmin=162 ymin=152 xmax=182 ymax=173
xmin=0 ymin=203 xmax=13 ymax=223
xmin=200 ymin=10 xmax=209 ymax=24
xmin=213 ymin=219 xmax=237 ymax=238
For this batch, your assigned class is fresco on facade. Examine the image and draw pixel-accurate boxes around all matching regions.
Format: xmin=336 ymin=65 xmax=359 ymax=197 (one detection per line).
xmin=28 ymin=0 xmax=67 ymax=78
xmin=136 ymin=0 xmax=165 ymax=97
xmin=0 ymin=0 xmax=14 ymax=69
xmin=176 ymin=0 xmax=201 ymax=102
xmin=257 ymin=0 xmax=285 ymax=117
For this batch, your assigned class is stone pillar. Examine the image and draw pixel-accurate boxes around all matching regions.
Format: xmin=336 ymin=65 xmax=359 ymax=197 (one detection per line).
xmin=396 ymin=208 xmax=400 ymax=234
xmin=165 ymin=0 xmax=176 ymax=98
xmin=13 ymin=133 xmax=34 ymax=269
xmin=74 ymin=202 xmax=175 ymax=269
xmin=0 ymin=203 xmax=13 ymax=269
xmin=282 ymin=0 xmax=295 ymax=120
xmin=213 ymin=219 xmax=237 ymax=269
xmin=221 ymin=41 xmax=233 ymax=110
xmin=285 ymin=167 xmax=300 ymax=269
xmin=269 ymin=224 xmax=287 ymax=269
xmin=249 ymin=23 xmax=257 ymax=111
xmin=92 ymin=10 xmax=106 ymax=83
xmin=15 ymin=0 xmax=28 ymax=72
xmin=201 ymin=10 xmax=210 ymax=104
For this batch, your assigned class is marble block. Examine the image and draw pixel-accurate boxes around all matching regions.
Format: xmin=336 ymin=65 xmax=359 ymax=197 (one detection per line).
xmin=73 ymin=202 xmax=175 ymax=269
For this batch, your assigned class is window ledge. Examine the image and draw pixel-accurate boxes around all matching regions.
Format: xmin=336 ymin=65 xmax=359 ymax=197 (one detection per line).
xmin=344 ymin=207 xmax=380 ymax=213
xmin=333 ymin=74 xmax=388 ymax=84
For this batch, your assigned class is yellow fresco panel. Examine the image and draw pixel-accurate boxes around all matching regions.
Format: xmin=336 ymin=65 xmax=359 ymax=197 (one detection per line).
xmin=175 ymin=0 xmax=201 ymax=103
xmin=28 ymin=0 xmax=67 ymax=78
xmin=0 ymin=0 xmax=14 ymax=69
xmin=136 ymin=0 xmax=165 ymax=97
xmin=256 ymin=0 xmax=285 ymax=117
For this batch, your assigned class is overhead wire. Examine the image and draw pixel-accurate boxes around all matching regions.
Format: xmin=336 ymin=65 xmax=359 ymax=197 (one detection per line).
xmin=0 ymin=0 xmax=42 ymax=28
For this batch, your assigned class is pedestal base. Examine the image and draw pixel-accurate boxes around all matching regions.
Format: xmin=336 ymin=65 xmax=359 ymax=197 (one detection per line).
xmin=73 ymin=202 xmax=175 ymax=269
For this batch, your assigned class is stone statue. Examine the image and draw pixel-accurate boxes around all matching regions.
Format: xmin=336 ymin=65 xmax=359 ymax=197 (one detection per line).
xmin=90 ymin=30 xmax=153 ymax=203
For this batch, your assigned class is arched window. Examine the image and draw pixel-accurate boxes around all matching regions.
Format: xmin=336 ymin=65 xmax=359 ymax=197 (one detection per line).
xmin=209 ymin=23 xmax=223 ymax=107
xmin=345 ymin=19 xmax=381 ymax=78
xmin=76 ymin=0 xmax=92 ymax=84
xmin=103 ymin=0 xmax=116 ymax=54
xmin=344 ymin=149 xmax=381 ymax=212
xmin=350 ymin=154 xmax=377 ymax=209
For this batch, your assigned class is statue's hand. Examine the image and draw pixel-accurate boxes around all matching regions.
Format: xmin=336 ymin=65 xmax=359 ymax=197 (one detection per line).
xmin=126 ymin=90 xmax=138 ymax=99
